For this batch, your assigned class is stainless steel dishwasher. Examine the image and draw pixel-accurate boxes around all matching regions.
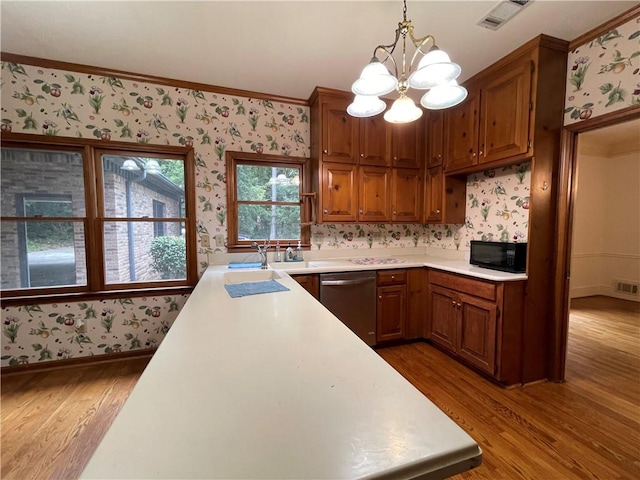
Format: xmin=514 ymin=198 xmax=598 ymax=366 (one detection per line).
xmin=319 ymin=271 xmax=376 ymax=346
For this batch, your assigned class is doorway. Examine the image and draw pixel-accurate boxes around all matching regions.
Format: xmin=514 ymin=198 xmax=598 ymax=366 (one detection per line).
xmin=552 ymin=108 xmax=640 ymax=381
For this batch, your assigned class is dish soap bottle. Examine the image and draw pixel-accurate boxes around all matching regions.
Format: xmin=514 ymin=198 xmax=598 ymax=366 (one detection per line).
xmin=296 ymin=240 xmax=303 ymax=261
xmin=285 ymin=244 xmax=294 ymax=262
xmin=274 ymin=241 xmax=282 ymax=262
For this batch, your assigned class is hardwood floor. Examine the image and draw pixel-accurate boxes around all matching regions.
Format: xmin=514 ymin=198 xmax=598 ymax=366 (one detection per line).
xmin=380 ymin=295 xmax=640 ymax=479
xmin=1 ymin=295 xmax=638 ymax=479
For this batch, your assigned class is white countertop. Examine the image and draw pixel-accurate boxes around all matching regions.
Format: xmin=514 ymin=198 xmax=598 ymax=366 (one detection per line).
xmin=269 ymin=254 xmax=527 ymax=281
xmin=81 ymin=264 xmax=482 ymax=479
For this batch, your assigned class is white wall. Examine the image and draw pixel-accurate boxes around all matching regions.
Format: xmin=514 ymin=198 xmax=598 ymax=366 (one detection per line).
xmin=570 ymin=143 xmax=640 ymax=301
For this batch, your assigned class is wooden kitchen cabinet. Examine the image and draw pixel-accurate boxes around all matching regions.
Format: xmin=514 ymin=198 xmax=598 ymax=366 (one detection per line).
xmin=406 ymin=268 xmax=427 ymax=340
xmin=444 ymin=55 xmax=533 ymax=173
xmin=390 ymin=120 xmax=424 ymax=169
xmin=376 ymin=269 xmax=407 ymax=343
xmin=291 ymin=274 xmax=319 ymax=299
xmin=427 ymin=269 xmax=526 ymax=385
xmin=310 ymin=87 xmax=425 ymax=224
xmin=359 ymin=166 xmax=391 ymax=222
xmin=321 ymin=162 xmax=357 ymax=222
xmin=391 ymin=168 xmax=422 ymax=223
xmin=426 ymin=110 xmax=444 ymax=168
xmin=423 ymin=166 xmax=466 ymax=224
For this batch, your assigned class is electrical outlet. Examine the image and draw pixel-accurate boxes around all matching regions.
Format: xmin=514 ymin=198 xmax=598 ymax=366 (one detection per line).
xmin=215 ymin=235 xmax=225 ymax=247
xmin=201 ymin=234 xmax=210 ymax=248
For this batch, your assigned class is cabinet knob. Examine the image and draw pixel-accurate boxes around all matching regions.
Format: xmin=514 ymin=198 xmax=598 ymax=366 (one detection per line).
xmin=323 ymin=209 xmax=328 ymax=214
xmin=391 ymin=275 xmax=395 ymax=280
xmin=457 ymin=302 xmax=462 ymax=308
xmin=359 ymin=209 xmax=363 ymax=214
xmin=323 ymin=149 xmax=328 ymax=154
xmin=392 ymin=211 xmax=397 ymax=215
xmin=437 ymin=154 xmax=442 ymax=158
xmin=479 ymin=150 xmax=484 ymax=156
xmin=379 ymin=295 xmax=382 ymax=299
xmin=360 ymin=153 xmax=364 ymax=157
xmin=471 ymin=151 xmax=476 ymax=158
xmin=394 ymin=156 xmax=398 ymax=161
xmin=436 ymin=209 xmax=441 ymax=214
xmin=452 ymin=300 xmax=456 ymax=305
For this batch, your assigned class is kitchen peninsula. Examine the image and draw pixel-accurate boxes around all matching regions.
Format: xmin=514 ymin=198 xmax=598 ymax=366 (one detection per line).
xmin=81 ymin=252 xmax=484 ymax=479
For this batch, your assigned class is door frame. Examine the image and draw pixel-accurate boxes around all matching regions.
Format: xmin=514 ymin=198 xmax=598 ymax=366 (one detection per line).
xmin=550 ymin=105 xmax=640 ymax=382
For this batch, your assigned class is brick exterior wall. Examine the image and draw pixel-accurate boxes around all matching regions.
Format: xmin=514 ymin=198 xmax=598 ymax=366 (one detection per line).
xmin=1 ymin=149 xmax=182 ymax=289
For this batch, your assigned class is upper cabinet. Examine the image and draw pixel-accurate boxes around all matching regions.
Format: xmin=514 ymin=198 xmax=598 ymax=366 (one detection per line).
xmin=309 ymin=87 xmax=425 ymax=224
xmin=444 ymin=55 xmax=533 ymax=174
xmin=442 ymin=36 xmax=566 ymax=175
xmin=426 ymin=110 xmax=445 ymax=169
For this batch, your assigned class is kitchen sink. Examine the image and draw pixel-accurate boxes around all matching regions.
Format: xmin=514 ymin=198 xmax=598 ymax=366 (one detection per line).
xmin=223 ymin=269 xmax=282 ymax=284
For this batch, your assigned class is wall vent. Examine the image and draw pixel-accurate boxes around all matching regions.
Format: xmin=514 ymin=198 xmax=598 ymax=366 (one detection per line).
xmin=477 ymin=0 xmax=533 ymax=31
xmin=615 ymin=280 xmax=639 ymax=296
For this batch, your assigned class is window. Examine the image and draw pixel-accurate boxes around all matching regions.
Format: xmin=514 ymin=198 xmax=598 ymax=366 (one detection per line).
xmin=152 ymin=201 xmax=166 ymax=237
xmin=226 ymin=152 xmax=310 ymax=251
xmin=1 ymin=136 xmax=196 ymax=300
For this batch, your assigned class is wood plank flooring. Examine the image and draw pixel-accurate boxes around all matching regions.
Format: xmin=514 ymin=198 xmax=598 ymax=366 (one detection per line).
xmin=1 ymin=295 xmax=638 ymax=479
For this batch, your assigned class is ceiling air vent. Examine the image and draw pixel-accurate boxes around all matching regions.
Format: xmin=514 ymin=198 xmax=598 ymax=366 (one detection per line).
xmin=477 ymin=0 xmax=533 ymax=31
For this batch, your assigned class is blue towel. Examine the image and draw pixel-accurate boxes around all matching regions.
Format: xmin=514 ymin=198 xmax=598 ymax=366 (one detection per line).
xmin=228 ymin=262 xmax=263 ymax=269
xmin=224 ymin=280 xmax=290 ymax=298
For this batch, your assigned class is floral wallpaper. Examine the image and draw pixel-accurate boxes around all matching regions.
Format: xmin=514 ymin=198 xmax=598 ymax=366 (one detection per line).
xmin=310 ymin=163 xmax=530 ymax=251
xmin=565 ymin=15 xmax=640 ymax=124
xmin=0 ymin=59 xmax=531 ymax=367
xmin=1 ymin=295 xmax=188 ymax=367
xmin=0 ymin=60 xmax=309 ymax=367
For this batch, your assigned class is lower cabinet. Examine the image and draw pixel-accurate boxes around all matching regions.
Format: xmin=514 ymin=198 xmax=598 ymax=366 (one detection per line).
xmin=376 ymin=269 xmax=407 ymax=343
xmin=427 ymin=269 xmax=525 ymax=385
xmin=291 ymin=274 xmax=319 ymax=299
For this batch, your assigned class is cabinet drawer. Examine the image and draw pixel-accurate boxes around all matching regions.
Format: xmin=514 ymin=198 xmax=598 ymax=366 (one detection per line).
xmin=429 ymin=270 xmax=496 ymax=301
xmin=377 ymin=269 xmax=407 ymax=285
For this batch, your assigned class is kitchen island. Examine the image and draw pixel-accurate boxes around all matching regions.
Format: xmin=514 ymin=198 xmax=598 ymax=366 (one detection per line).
xmin=81 ymin=262 xmax=482 ymax=479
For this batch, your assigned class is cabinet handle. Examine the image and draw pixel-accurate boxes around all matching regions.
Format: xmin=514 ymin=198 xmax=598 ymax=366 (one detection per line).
xmin=323 ymin=149 xmax=328 ymax=154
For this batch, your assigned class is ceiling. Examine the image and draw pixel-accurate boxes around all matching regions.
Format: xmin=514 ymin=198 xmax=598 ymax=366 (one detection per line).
xmin=1 ymin=1 xmax=638 ymax=102
xmin=579 ymin=117 xmax=640 ymax=156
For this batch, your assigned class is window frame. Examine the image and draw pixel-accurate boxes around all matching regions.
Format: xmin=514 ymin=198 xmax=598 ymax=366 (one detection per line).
xmin=152 ymin=200 xmax=166 ymax=237
xmin=0 ymin=133 xmax=197 ymax=304
xmin=226 ymin=151 xmax=311 ymax=252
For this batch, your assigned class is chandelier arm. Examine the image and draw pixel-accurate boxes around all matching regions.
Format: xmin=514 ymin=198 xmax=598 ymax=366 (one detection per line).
xmin=374 ymin=46 xmax=399 ymax=79
xmin=408 ymin=32 xmax=436 ymax=70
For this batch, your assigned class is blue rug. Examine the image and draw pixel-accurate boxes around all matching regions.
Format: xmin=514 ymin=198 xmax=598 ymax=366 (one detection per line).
xmin=224 ymin=280 xmax=290 ymax=298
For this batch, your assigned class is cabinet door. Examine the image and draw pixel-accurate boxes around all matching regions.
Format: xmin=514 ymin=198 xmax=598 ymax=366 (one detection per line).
xmin=427 ymin=285 xmax=457 ymax=353
xmin=359 ymin=116 xmax=390 ymax=166
xmin=391 ymin=168 xmax=422 ymax=223
xmin=321 ymin=100 xmax=358 ymax=164
xmin=424 ymin=166 xmax=443 ymax=223
xmin=359 ymin=166 xmax=390 ymax=222
xmin=321 ymin=163 xmax=357 ymax=222
xmin=479 ymin=58 xmax=532 ymax=164
xmin=291 ymin=274 xmax=319 ymax=299
xmin=444 ymin=88 xmax=479 ymax=172
xmin=426 ymin=110 xmax=444 ymax=168
xmin=406 ymin=268 xmax=427 ymax=340
xmin=456 ymin=294 xmax=497 ymax=375
xmin=390 ymin=120 xmax=423 ymax=169
xmin=377 ymin=284 xmax=406 ymax=343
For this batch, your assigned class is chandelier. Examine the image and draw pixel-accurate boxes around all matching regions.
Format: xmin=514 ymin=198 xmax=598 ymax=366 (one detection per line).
xmin=347 ymin=0 xmax=467 ymax=123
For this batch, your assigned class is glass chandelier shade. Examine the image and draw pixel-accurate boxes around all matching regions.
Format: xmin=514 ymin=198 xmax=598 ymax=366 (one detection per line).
xmin=348 ymin=0 xmax=465 ymax=123
xmin=420 ymin=80 xmax=468 ymax=110
xmin=121 ymin=159 xmax=141 ymax=171
xmin=351 ymin=60 xmax=399 ymax=96
xmin=347 ymin=95 xmax=387 ymax=117
xmin=407 ymin=49 xmax=461 ymax=90
xmin=384 ymin=94 xmax=423 ymax=123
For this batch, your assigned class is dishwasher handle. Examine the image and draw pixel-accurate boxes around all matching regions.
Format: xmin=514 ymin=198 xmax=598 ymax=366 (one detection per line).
xmin=320 ymin=278 xmax=374 ymax=287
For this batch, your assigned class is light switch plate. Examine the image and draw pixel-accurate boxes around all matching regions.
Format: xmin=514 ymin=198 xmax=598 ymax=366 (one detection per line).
xmin=201 ymin=234 xmax=210 ymax=248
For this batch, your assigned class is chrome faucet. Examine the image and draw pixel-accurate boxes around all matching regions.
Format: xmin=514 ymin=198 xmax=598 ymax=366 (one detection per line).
xmin=251 ymin=240 xmax=270 ymax=269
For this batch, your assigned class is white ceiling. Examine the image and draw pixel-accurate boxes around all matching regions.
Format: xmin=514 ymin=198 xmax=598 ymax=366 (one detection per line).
xmin=579 ymin=117 xmax=640 ymax=156
xmin=1 ymin=1 xmax=638 ymax=101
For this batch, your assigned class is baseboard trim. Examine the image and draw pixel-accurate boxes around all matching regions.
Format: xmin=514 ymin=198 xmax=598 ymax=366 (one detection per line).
xmin=571 ymin=286 xmax=639 ymax=303
xmin=1 ymin=349 xmax=155 ymax=376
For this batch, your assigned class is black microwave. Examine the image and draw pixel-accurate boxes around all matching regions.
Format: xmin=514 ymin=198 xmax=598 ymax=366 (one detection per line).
xmin=470 ymin=241 xmax=527 ymax=273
